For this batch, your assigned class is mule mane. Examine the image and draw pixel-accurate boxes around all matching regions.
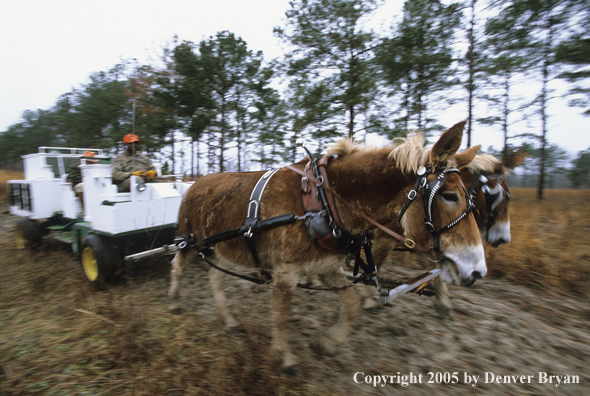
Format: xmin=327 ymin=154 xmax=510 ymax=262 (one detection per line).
xmin=466 ymin=154 xmax=504 ymax=175
xmin=326 ymin=134 xmax=434 ymax=176
xmin=325 ymin=138 xmax=385 ymax=157
xmin=387 ymin=133 xmax=434 ymax=175
xmin=326 ymin=133 xmax=501 ymax=176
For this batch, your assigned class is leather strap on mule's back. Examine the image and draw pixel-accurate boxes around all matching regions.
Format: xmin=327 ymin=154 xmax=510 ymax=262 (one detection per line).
xmin=243 ymin=169 xmax=280 ymax=264
xmin=300 ymin=156 xmax=365 ymax=252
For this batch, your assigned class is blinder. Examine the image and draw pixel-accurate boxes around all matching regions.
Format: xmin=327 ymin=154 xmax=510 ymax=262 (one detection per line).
xmin=479 ymin=173 xmax=510 ymax=232
xmin=398 ymin=166 xmax=475 ymax=252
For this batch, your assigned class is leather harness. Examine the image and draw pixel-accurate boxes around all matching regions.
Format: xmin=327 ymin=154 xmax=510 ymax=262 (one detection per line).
xmin=179 ymin=154 xmax=481 ymax=279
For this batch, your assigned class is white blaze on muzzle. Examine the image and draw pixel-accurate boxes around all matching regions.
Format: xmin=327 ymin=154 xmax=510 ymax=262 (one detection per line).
xmin=440 ymin=243 xmax=487 ymax=286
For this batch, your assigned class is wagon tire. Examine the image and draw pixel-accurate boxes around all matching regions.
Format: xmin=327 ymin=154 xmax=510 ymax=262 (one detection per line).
xmin=15 ymin=217 xmax=42 ymax=250
xmin=81 ymin=234 xmax=118 ymax=287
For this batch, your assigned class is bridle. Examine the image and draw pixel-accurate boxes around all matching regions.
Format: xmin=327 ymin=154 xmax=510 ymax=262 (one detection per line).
xmin=398 ymin=165 xmax=476 ymax=252
xmin=475 ymin=172 xmax=511 ymax=233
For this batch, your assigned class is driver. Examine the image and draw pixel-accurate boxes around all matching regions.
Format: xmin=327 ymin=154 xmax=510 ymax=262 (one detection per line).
xmin=111 ymin=134 xmax=156 ymax=192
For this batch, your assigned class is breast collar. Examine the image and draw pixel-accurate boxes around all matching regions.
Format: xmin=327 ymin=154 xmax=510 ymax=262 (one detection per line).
xmin=398 ymin=165 xmax=475 ymax=252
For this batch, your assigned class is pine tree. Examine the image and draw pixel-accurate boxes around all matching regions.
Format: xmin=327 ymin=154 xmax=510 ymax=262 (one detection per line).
xmin=275 ymin=0 xmax=379 ymax=140
xmin=376 ymin=0 xmax=462 ymax=134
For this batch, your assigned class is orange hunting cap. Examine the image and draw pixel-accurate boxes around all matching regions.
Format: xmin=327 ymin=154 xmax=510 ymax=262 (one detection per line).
xmin=83 ymin=151 xmax=96 ymax=157
xmin=123 ymin=134 xmax=140 ymax=144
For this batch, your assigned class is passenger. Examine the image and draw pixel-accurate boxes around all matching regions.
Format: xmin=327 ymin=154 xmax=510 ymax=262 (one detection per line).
xmin=68 ymin=151 xmax=99 ymax=210
xmin=111 ymin=134 xmax=156 ymax=192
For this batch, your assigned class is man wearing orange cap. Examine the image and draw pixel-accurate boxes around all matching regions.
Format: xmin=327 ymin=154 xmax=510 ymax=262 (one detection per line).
xmin=111 ymin=134 xmax=156 ymax=192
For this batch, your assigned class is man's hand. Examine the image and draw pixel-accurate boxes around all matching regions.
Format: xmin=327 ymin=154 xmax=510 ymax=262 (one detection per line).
xmin=131 ymin=171 xmax=144 ymax=177
xmin=144 ymin=170 xmax=157 ymax=179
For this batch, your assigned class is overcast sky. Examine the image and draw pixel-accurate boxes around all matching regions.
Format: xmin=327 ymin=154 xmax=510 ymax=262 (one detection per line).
xmin=1 ymin=0 xmax=588 ymax=157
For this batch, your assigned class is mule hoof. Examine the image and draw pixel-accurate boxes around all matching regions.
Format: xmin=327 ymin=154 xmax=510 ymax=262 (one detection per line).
xmin=284 ymin=364 xmax=300 ymax=377
xmin=364 ymin=305 xmax=384 ymax=314
xmin=224 ymin=326 xmax=244 ymax=335
xmin=433 ymin=301 xmax=452 ymax=319
xmin=310 ymin=339 xmax=335 ymax=357
xmin=169 ymin=307 xmax=183 ymax=315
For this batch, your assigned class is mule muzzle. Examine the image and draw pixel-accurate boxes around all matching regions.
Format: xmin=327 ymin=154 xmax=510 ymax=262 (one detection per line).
xmin=461 ymin=270 xmax=483 ymax=287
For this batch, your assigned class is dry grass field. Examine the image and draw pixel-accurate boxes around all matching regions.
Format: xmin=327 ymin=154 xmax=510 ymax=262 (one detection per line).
xmin=486 ymin=187 xmax=590 ymax=295
xmin=1 ymin=170 xmax=589 ymax=395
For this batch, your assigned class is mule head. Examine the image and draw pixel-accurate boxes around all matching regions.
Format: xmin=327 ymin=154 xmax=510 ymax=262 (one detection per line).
xmin=465 ymin=148 xmax=528 ymax=247
xmin=398 ymin=121 xmax=486 ymax=287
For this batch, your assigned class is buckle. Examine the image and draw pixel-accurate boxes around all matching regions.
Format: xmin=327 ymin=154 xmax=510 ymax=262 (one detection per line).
xmin=404 ymin=238 xmax=416 ymax=249
xmin=408 ymin=190 xmax=417 ymax=200
xmin=425 ymin=221 xmax=435 ymax=232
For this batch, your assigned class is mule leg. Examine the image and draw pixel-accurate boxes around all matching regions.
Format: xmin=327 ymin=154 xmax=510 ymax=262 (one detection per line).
xmin=357 ymin=285 xmax=380 ymax=312
xmin=312 ymin=271 xmax=359 ymax=356
xmin=208 ymin=265 xmax=239 ymax=332
xmin=433 ymin=274 xmax=452 ymax=318
xmin=358 ymin=235 xmax=394 ymax=312
xmin=168 ymin=250 xmax=189 ymax=313
xmin=270 ymin=268 xmax=300 ymax=375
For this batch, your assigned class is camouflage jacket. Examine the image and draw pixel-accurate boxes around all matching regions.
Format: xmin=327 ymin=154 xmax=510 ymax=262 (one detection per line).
xmin=67 ymin=164 xmax=82 ymax=189
xmin=111 ymin=152 xmax=155 ymax=185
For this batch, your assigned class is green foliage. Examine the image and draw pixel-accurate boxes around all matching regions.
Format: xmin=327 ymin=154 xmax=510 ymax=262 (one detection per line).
xmin=276 ymin=0 xmax=379 ymax=139
xmin=195 ymin=31 xmax=274 ymax=172
xmin=568 ymin=148 xmax=590 ymax=188
xmin=0 ymin=2 xmax=588 ymax=179
xmin=375 ymin=0 xmax=462 ymax=134
xmin=554 ymin=3 xmax=590 ymax=116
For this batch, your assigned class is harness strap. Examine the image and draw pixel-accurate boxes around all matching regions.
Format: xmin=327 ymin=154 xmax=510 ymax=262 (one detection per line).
xmin=398 ymin=166 xmax=427 ymax=223
xmin=285 ymin=164 xmax=431 ymax=254
xmin=243 ymin=169 xmax=280 ymax=264
xmin=199 ymin=253 xmax=367 ymax=291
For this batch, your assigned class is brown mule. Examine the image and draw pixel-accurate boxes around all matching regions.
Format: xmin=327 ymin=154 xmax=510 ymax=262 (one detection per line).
xmin=357 ymin=145 xmax=529 ymax=316
xmin=168 ymin=121 xmax=486 ymax=374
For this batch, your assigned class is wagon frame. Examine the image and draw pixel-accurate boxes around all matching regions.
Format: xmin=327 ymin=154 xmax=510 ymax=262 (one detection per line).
xmin=8 ymin=146 xmax=193 ymax=285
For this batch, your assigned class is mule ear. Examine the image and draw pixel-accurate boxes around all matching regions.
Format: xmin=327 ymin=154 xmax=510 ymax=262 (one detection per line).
xmin=430 ymin=121 xmax=466 ymax=168
xmin=454 ymin=145 xmax=480 ymax=169
xmin=502 ymin=149 xmax=530 ymax=170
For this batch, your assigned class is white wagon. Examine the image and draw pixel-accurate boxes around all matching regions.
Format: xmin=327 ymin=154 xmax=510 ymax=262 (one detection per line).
xmin=8 ymin=147 xmax=193 ymax=285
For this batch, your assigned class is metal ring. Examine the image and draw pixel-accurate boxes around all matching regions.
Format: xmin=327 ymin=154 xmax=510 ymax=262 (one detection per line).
xmin=404 ymin=239 xmax=416 ymax=249
xmin=315 ymin=175 xmax=324 ymax=187
xmin=408 ymin=190 xmax=417 ymax=200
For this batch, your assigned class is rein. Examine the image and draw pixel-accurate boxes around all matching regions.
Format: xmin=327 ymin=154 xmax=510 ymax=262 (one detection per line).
xmin=179 ymin=148 xmax=470 ymax=293
xmin=284 ymin=164 xmax=431 ymax=255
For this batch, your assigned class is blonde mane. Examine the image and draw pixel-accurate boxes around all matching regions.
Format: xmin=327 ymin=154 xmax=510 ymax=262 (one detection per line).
xmin=325 ymin=138 xmax=388 ymax=157
xmin=325 ymin=134 xmax=431 ymax=175
xmin=388 ymin=133 xmax=433 ymax=174
xmin=325 ymin=133 xmax=500 ymax=176
xmin=465 ymin=153 xmax=504 ymax=174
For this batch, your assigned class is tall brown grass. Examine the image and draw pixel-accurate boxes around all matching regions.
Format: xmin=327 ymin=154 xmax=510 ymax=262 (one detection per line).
xmin=486 ymin=187 xmax=590 ymax=295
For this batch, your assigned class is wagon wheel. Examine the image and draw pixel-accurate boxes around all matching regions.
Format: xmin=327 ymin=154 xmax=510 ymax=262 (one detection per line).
xmin=80 ymin=234 xmax=119 ymax=286
xmin=15 ymin=217 xmax=42 ymax=250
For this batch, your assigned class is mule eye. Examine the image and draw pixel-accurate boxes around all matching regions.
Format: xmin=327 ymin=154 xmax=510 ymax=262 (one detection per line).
xmin=442 ymin=193 xmax=459 ymax=203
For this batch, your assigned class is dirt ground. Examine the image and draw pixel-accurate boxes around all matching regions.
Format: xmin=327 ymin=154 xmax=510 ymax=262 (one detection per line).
xmin=1 ymin=197 xmax=589 ymax=395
